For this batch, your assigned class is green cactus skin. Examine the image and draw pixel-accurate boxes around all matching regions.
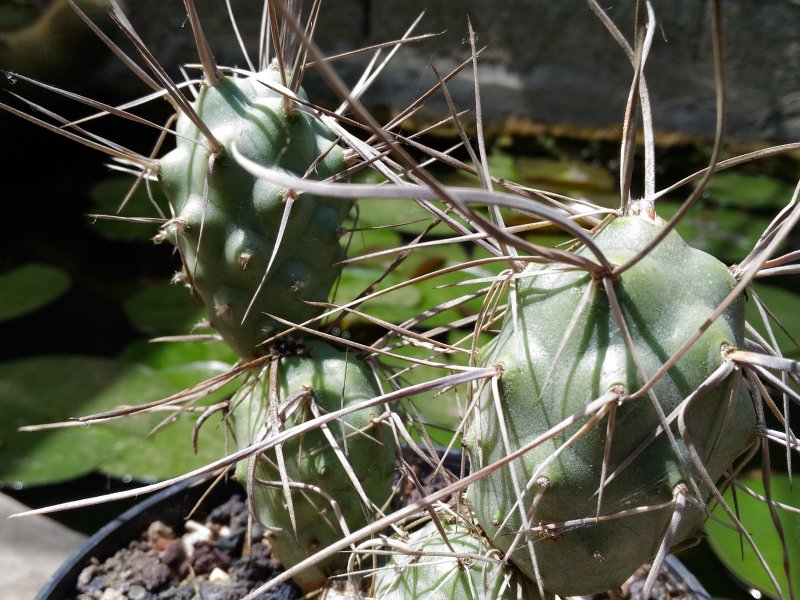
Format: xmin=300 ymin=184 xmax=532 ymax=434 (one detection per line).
xmin=372 ymin=515 xmax=538 ymax=600
xmin=466 ymin=216 xmax=757 ymax=596
xmin=231 ymin=341 xmax=397 ymax=592
xmin=159 ymin=69 xmax=350 ymax=358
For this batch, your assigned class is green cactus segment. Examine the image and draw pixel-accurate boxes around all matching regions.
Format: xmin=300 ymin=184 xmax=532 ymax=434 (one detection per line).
xmin=372 ymin=515 xmax=538 ymax=600
xmin=467 ymin=216 xmax=757 ymax=596
xmin=231 ymin=341 xmax=397 ymax=592
xmin=158 ymin=69 xmax=350 ymax=357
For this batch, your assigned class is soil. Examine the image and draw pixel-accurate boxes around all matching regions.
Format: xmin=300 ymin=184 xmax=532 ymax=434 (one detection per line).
xmin=73 ymin=493 xmax=300 ymax=600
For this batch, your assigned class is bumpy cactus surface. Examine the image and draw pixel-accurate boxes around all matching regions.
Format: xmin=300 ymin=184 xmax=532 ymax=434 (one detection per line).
xmin=159 ymin=69 xmax=350 ymax=358
xmin=371 ymin=513 xmax=537 ymax=600
xmin=231 ymin=341 xmax=397 ymax=592
xmin=467 ymin=215 xmax=758 ymax=595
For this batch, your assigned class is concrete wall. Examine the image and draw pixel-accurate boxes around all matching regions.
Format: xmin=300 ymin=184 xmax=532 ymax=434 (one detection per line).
xmin=6 ymin=0 xmax=800 ymax=143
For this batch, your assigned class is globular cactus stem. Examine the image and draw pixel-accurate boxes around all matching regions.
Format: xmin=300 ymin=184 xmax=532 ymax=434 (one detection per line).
xmin=369 ymin=508 xmax=538 ymax=600
xmin=230 ymin=340 xmax=398 ymax=592
xmin=466 ymin=215 xmax=758 ymax=596
xmin=157 ymin=65 xmax=353 ymax=359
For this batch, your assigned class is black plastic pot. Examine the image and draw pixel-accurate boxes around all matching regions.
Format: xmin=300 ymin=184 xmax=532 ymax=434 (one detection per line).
xmin=34 ymin=475 xmax=236 ymax=600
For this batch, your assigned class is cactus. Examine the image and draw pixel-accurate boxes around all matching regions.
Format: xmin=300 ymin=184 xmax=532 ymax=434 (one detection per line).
xmin=4 ymin=2 xmax=800 ymax=600
xmin=230 ymin=341 xmax=397 ymax=592
xmin=465 ymin=214 xmax=758 ymax=595
xmin=2 ymin=1 xmax=407 ymax=594
xmin=370 ymin=511 xmax=538 ymax=600
xmin=159 ymin=69 xmax=351 ymax=358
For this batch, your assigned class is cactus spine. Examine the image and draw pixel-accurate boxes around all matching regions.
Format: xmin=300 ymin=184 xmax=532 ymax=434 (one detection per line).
xmin=4 ymin=3 xmax=800 ymax=600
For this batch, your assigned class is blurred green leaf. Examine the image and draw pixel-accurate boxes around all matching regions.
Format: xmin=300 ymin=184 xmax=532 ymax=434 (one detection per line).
xmin=334 ymin=265 xmax=423 ymax=324
xmin=119 ymin=337 xmax=237 ymax=369
xmin=119 ymin=338 xmax=240 ymax=405
xmin=454 ymin=150 xmax=520 ymax=184
xmin=706 ymin=473 xmax=800 ymax=600
xmin=0 ymin=356 xmax=227 ymax=486
xmin=703 ymin=172 xmax=796 ymax=210
xmin=0 ymin=262 xmax=71 ymax=322
xmin=335 ymin=229 xmax=507 ymax=330
xmin=746 ymin=284 xmax=800 ymax=358
xmin=342 ymin=226 xmax=403 ymax=262
xmin=354 ymin=198 xmax=453 ymax=236
xmin=122 ymin=282 xmax=206 ymax=335
xmin=381 ymin=336 xmax=482 ymax=445
xmin=88 ymin=176 xmax=169 ymax=241
xmin=515 ymin=157 xmax=615 ymax=198
xmin=485 ymin=151 xmax=519 ymax=182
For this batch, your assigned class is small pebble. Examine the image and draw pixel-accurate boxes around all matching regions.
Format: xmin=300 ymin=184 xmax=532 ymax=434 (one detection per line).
xmin=185 ymin=520 xmax=212 ymax=536
xmin=67 ymin=488 xmax=302 ymax=600
xmin=209 ymin=567 xmax=230 ymax=584
xmin=146 ymin=520 xmax=176 ymax=552
xmin=191 ymin=541 xmax=231 ymax=575
xmin=127 ymin=584 xmax=147 ymax=599
xmin=182 ymin=520 xmax=212 ymax=555
xmin=213 ymin=526 xmax=245 ymax=555
xmin=146 ymin=521 xmax=175 ymax=542
xmin=160 ymin=538 xmax=187 ymax=572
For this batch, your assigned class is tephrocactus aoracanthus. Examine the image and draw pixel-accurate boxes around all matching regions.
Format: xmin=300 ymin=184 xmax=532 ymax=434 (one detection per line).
xmin=159 ymin=68 xmax=351 ymax=358
xmin=467 ymin=215 xmax=757 ymax=595
xmin=231 ymin=341 xmax=397 ymax=592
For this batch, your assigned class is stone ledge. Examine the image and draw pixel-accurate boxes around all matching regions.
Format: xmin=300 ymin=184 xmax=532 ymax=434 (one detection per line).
xmin=0 ymin=493 xmax=87 ymax=600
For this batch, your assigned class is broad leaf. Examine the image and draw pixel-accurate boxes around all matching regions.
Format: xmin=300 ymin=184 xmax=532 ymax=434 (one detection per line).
xmin=122 ymin=283 xmax=206 ymax=335
xmin=706 ymin=472 xmax=800 ymax=600
xmin=0 ymin=356 xmax=227 ymax=486
xmin=88 ymin=177 xmax=169 ymax=241
xmin=703 ymin=172 xmax=797 ymax=210
xmin=0 ymin=263 xmax=71 ymax=322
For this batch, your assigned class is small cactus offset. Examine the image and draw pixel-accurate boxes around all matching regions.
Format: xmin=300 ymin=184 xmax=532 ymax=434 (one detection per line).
xmin=4 ymin=2 xmax=800 ymax=600
xmin=370 ymin=509 xmax=538 ymax=600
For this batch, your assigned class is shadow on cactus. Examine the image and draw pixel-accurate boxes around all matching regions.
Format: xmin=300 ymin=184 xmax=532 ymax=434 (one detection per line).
xmin=2 ymin=1 xmax=800 ymax=600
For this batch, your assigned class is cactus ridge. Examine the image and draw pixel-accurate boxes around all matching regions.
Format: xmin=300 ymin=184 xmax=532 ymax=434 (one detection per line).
xmin=159 ymin=70 xmax=350 ymax=358
xmin=467 ymin=215 xmax=758 ymax=595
